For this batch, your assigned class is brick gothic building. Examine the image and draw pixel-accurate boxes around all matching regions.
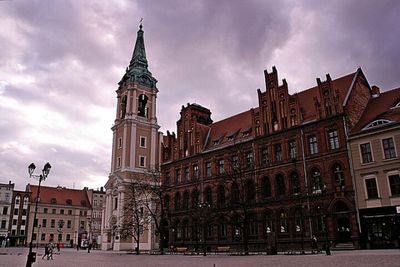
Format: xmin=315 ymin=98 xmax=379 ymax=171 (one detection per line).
xmin=162 ymin=67 xmax=374 ymax=251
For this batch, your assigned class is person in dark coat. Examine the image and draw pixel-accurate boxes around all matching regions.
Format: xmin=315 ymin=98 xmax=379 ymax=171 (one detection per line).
xmin=42 ymin=244 xmax=49 ymax=260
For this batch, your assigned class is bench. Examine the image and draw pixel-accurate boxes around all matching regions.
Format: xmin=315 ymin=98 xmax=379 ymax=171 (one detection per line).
xmin=284 ymin=250 xmax=305 ymax=255
xmin=175 ymin=247 xmax=188 ymax=254
xmin=215 ymin=246 xmax=230 ymax=254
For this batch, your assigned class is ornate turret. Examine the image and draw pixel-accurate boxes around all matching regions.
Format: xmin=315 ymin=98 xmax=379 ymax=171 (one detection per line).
xmin=119 ymin=22 xmax=157 ymax=88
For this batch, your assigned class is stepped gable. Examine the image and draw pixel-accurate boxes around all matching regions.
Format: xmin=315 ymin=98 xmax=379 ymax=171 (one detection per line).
xmin=297 ymin=72 xmax=356 ymax=122
xmin=350 ymin=87 xmax=400 ymax=134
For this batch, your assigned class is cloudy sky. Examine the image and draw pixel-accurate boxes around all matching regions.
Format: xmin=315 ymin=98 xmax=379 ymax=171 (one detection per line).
xmin=1 ymin=0 xmax=399 ymax=191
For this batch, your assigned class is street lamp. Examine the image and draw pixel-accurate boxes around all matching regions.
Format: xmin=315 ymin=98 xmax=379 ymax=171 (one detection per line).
xmin=26 ymin=162 xmax=51 ymax=267
xmin=197 ymin=201 xmax=210 ymax=256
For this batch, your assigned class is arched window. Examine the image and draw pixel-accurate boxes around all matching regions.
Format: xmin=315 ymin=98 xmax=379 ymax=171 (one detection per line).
xmin=249 ymin=215 xmax=258 ymax=237
xmin=311 ymin=168 xmax=324 ymax=193
xmin=217 ymin=185 xmax=225 ymax=207
xmin=182 ymin=191 xmax=189 ymax=210
xmin=231 ymin=182 xmax=240 ymax=203
xmin=294 ymin=208 xmax=303 ymax=233
xmin=276 ymin=174 xmax=285 ymax=196
xmin=120 ymin=95 xmax=127 ymax=118
xmin=138 ymin=94 xmax=148 ymax=117
xmin=291 ymin=172 xmax=300 ymax=195
xmin=182 ymin=218 xmax=189 ymax=240
xmin=191 ymin=189 xmax=199 ymax=208
xmin=262 ymin=176 xmax=271 ymax=197
xmin=174 ymin=192 xmax=181 ymax=211
xmin=333 ymin=163 xmax=344 ymax=187
xmin=204 ymin=187 xmax=213 ymax=206
xmin=362 ymin=119 xmax=393 ymax=130
xmin=245 ymin=179 xmax=256 ymax=202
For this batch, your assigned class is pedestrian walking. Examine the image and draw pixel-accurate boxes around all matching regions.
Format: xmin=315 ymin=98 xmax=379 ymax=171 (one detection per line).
xmin=48 ymin=242 xmax=54 ymax=260
xmin=42 ymin=244 xmax=49 ymax=260
xmin=88 ymin=242 xmax=92 ymax=253
xmin=56 ymin=243 xmax=60 ymax=253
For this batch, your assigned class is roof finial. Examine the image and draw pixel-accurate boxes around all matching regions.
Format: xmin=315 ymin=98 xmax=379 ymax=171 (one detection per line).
xmin=139 ymin=18 xmax=143 ymax=30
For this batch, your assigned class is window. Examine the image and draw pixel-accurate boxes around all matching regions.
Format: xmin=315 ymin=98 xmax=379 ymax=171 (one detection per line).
xmin=289 ymin=140 xmax=296 ymax=160
xmin=68 ymin=210 xmax=72 ymax=215
xmin=205 ymin=187 xmax=213 ymax=206
xmin=2 ymin=207 xmax=8 ymax=215
xmin=139 ymin=156 xmax=145 ymax=167
xmin=50 ymin=198 xmax=57 ymax=204
xmin=164 ymin=172 xmax=170 ymax=185
xmin=66 ymin=199 xmax=72 ymax=205
xmin=328 ymin=130 xmax=340 ymax=150
xmin=365 ymin=178 xmax=379 ymax=199
xmin=274 ymin=143 xmax=282 ymax=162
xmin=13 ymin=219 xmax=17 ymax=225
xmin=1 ymin=220 xmax=6 ymax=229
xmin=52 ymin=209 xmax=56 ymax=214
xmin=140 ymin=136 xmax=146 ymax=148
xmin=262 ymin=177 xmax=271 ymax=197
xmin=182 ymin=191 xmax=189 ymax=210
xmin=175 ymin=169 xmax=181 ymax=184
xmin=231 ymin=183 xmax=240 ymax=203
xmin=309 ymin=135 xmax=318 ymax=155
xmin=219 ymin=222 xmax=227 ymax=239
xmin=265 ymin=212 xmax=274 ymax=234
xmin=15 ymin=196 xmax=20 ymax=205
xmin=311 ymin=168 xmax=324 ymax=193
xmin=117 ymin=157 xmax=121 ymax=168
xmin=21 ymin=219 xmax=25 ymax=225
xmin=60 ymin=209 xmax=64 ymax=215
xmin=184 ymin=167 xmax=190 ymax=182
xmin=193 ymin=165 xmax=199 ymax=180
xmin=205 ymin=162 xmax=212 ymax=177
xmin=138 ymin=94 xmax=148 ymax=117
xmin=333 ymin=163 xmax=344 ymax=187
xmin=389 ymin=174 xmax=400 ymax=196
xmin=41 ymin=233 xmax=45 ymax=241
xmin=174 ymin=192 xmax=181 ymax=211
xmin=291 ymin=172 xmax=300 ymax=195
xmin=276 ymin=174 xmax=285 ymax=196
xmin=51 ymin=219 xmax=55 ymax=228
xmin=360 ymin=143 xmax=373 ymax=163
xmin=42 ymin=219 xmax=47 ymax=228
xmin=43 ymin=208 xmax=48 ymax=214
xmin=231 ymin=155 xmax=239 ymax=170
xmin=246 ymin=152 xmax=253 ymax=168
xmin=249 ymin=217 xmax=258 ymax=237
xmin=363 ymin=119 xmax=392 ymax=130
xmin=50 ymin=234 xmax=54 ymax=242
xmin=14 ymin=208 xmax=18 ymax=215
xmin=66 ymin=234 xmax=71 ymax=241
xmin=218 ymin=159 xmax=225 ymax=174
xmin=261 ymin=147 xmax=268 ymax=166
xmin=382 ymin=137 xmax=396 ymax=159
xmin=118 ymin=137 xmax=122 ymax=148
xmin=280 ymin=211 xmax=288 ymax=233
xmin=217 ymin=185 xmax=225 ymax=207
xmin=32 ymin=233 xmax=37 ymax=241
xmin=114 ymin=197 xmax=118 ymax=209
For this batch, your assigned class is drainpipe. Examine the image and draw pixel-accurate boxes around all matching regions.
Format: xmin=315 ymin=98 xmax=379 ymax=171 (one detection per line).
xmin=300 ymin=128 xmax=312 ymax=238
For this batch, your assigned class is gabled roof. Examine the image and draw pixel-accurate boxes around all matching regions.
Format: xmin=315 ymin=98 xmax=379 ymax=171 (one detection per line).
xmin=297 ymin=72 xmax=357 ymax=122
xmin=29 ymin=185 xmax=91 ymax=208
xmin=350 ymin=87 xmax=400 ymax=135
xmin=205 ymin=108 xmax=257 ymax=150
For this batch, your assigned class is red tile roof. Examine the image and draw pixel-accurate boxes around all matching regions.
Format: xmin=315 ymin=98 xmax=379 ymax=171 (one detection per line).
xmin=29 ymin=185 xmax=91 ymax=208
xmin=350 ymin=87 xmax=400 ymax=134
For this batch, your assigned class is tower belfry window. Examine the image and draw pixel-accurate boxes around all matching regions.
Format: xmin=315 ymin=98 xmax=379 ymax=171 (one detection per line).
xmin=138 ymin=94 xmax=148 ymax=117
xmin=120 ymin=95 xmax=127 ymax=118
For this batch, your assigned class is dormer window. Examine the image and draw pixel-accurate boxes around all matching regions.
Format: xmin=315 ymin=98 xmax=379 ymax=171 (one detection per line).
xmin=362 ymin=119 xmax=393 ymax=130
xmin=50 ymin=198 xmax=57 ymax=204
xmin=213 ymin=139 xmax=220 ymax=146
xmin=394 ymin=101 xmax=400 ymax=108
xmin=242 ymin=128 xmax=251 ymax=137
xmin=66 ymin=199 xmax=72 ymax=205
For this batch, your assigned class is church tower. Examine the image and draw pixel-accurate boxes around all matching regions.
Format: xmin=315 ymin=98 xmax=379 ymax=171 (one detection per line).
xmin=102 ymin=23 xmax=162 ymax=251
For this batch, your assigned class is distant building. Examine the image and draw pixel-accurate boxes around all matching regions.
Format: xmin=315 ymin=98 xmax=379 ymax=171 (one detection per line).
xmin=8 ymin=189 xmax=31 ymax=247
xmin=349 ymin=87 xmax=400 ymax=249
xmin=86 ymin=187 xmax=105 ymax=249
xmin=162 ymin=67 xmax=374 ymax=251
xmin=0 ymin=181 xmax=14 ymax=246
xmin=26 ymin=184 xmax=92 ymax=248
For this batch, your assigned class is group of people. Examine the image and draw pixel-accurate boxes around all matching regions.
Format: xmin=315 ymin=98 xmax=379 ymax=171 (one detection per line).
xmin=41 ymin=242 xmax=61 ymax=260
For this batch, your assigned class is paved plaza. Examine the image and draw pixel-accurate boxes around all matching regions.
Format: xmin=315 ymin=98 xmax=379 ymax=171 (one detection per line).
xmin=0 ymin=247 xmax=400 ymax=267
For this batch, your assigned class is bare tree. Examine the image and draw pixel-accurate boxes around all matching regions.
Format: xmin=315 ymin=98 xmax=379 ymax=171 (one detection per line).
xmin=119 ymin=182 xmax=150 ymax=254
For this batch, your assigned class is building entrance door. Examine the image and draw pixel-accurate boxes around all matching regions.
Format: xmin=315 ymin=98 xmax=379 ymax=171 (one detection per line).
xmin=337 ymin=217 xmax=351 ymax=243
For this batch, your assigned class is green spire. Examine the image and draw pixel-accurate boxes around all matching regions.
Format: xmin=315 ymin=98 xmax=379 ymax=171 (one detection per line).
xmin=120 ymin=21 xmax=157 ymax=88
xmin=129 ymin=23 xmax=148 ymax=70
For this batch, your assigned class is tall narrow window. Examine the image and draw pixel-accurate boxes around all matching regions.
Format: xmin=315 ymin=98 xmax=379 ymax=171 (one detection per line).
xmin=246 ymin=152 xmax=253 ymax=168
xmin=231 ymin=155 xmax=239 ymax=170
xmin=291 ymin=172 xmax=300 ymax=195
xmin=184 ymin=167 xmax=190 ymax=182
xmin=262 ymin=176 xmax=271 ymax=198
xmin=174 ymin=192 xmax=181 ymax=211
xmin=333 ymin=163 xmax=344 ymax=187
xmin=276 ymin=174 xmax=285 ymax=196
xmin=279 ymin=211 xmax=288 ymax=233
xmin=274 ymin=143 xmax=282 ymax=162
xmin=218 ymin=159 xmax=225 ymax=175
xmin=205 ymin=187 xmax=213 ymax=206
xmin=205 ymin=162 xmax=212 ymax=177
xmin=328 ymin=130 xmax=340 ymax=150
xmin=182 ymin=191 xmax=189 ymax=210
xmin=138 ymin=94 xmax=148 ymax=117
xmin=360 ymin=143 xmax=373 ymax=163
xmin=139 ymin=156 xmax=145 ymax=167
xmin=288 ymin=140 xmax=296 ymax=160
xmin=140 ymin=137 xmax=146 ymax=148
xmin=365 ymin=178 xmax=378 ymax=199
xmin=389 ymin=174 xmax=400 ymax=196
xmin=193 ymin=165 xmax=199 ymax=180
xmin=382 ymin=137 xmax=396 ymax=159
xmin=261 ymin=147 xmax=268 ymax=166
xmin=175 ymin=169 xmax=181 ymax=184
xmin=311 ymin=168 xmax=323 ymax=193
xmin=309 ymin=135 xmax=318 ymax=155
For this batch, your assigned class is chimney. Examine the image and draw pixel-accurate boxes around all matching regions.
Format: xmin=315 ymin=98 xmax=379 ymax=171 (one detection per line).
xmin=371 ymin=85 xmax=380 ymax=97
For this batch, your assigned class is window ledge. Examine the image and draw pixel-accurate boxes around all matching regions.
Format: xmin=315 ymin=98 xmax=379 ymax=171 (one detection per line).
xmin=382 ymin=157 xmax=398 ymax=162
xmin=361 ymin=161 xmax=376 ymax=166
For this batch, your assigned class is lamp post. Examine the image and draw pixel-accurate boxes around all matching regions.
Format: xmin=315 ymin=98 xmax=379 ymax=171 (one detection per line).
xmin=197 ymin=201 xmax=210 ymax=256
xmin=26 ymin=162 xmax=51 ymax=267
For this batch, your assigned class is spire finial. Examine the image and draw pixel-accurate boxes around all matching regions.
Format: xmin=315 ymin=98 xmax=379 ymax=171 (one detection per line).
xmin=139 ymin=18 xmax=143 ymax=30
